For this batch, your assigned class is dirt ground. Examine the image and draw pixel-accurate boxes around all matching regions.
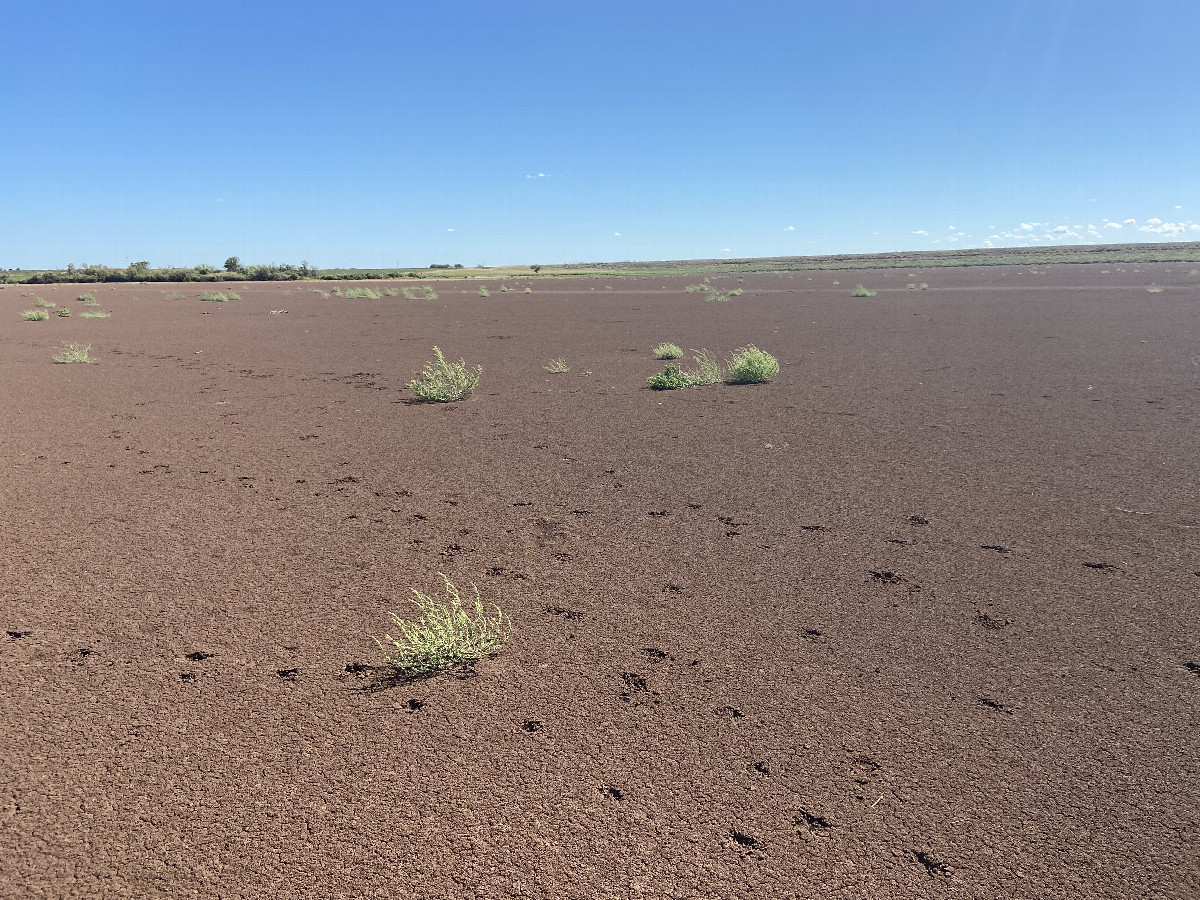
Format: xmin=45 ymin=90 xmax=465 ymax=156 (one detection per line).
xmin=2 ymin=265 xmax=1198 ymax=899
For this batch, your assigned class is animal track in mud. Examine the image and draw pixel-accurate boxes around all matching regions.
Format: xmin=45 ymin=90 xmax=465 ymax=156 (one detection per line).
xmin=802 ymin=628 xmax=823 ymax=641
xmin=406 ymin=699 xmax=423 ymax=711
xmin=751 ymin=761 xmax=771 ymax=776
xmin=75 ymin=648 xmax=97 ymax=660
xmin=641 ymin=648 xmax=668 ymax=662
xmin=870 ymin=571 xmax=904 ymax=583
xmin=648 ymin=510 xmax=668 ymax=517
xmin=571 ymin=509 xmax=590 ymax=516
xmin=885 ymin=538 xmax=909 ymax=545
xmin=908 ymin=515 xmax=930 ymax=525
xmin=981 ymin=545 xmax=1011 ymax=554
xmin=521 ymin=720 xmax=542 ymax=733
xmin=687 ymin=503 xmax=702 ymax=509
xmin=1182 ymin=662 xmax=1199 ymax=676
xmin=601 ymin=785 xmax=623 ymax=800
xmin=976 ymin=613 xmax=1010 ymax=630
xmin=1083 ymin=562 xmax=1118 ymax=570
xmin=345 ymin=663 xmax=370 ymax=674
xmin=512 ymin=501 xmax=533 ymax=507
xmin=795 ymin=809 xmax=831 ymax=831
xmin=277 ymin=668 xmax=299 ymax=679
xmin=730 ymin=830 xmax=760 ymax=850
xmin=663 ymin=583 xmax=683 ymax=594
xmin=185 ymin=651 xmax=214 ymax=661
xmin=800 ymin=524 xmax=828 ymax=532
xmin=180 ymin=672 xmax=197 ymax=682
xmin=6 ymin=631 xmax=31 ymax=639
xmin=979 ymin=697 xmax=1013 ymax=715
xmin=553 ymin=552 xmax=573 ymax=561
xmin=911 ymin=851 xmax=951 ymax=877
xmin=545 ymin=606 xmax=581 ymax=620
xmin=620 ymin=672 xmax=649 ymax=698
xmin=720 ymin=706 xmax=745 ymax=719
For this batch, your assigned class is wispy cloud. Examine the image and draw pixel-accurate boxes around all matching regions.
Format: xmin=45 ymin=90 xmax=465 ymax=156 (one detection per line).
xmin=912 ymin=230 xmax=928 ymax=236
xmin=613 ymin=232 xmax=621 ymax=237
xmin=447 ymin=228 xmax=454 ymax=232
xmin=784 ymin=225 xmax=794 ymax=231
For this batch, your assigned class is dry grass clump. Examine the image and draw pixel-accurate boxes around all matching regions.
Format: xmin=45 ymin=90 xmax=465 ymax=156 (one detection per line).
xmin=543 ymin=358 xmax=570 ymax=373
xmin=852 ymin=284 xmax=877 ymax=297
xmin=21 ymin=309 xmax=49 ymax=321
xmin=375 ymin=574 xmax=511 ymax=676
xmin=727 ymin=346 xmax=779 ymax=384
xmin=52 ymin=341 xmax=93 ymax=364
xmin=652 ymin=342 xmax=683 ymax=360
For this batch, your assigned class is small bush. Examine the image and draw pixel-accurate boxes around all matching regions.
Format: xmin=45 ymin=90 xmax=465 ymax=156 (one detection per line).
xmin=34 ymin=297 xmax=55 ymax=308
xmin=79 ymin=310 xmax=111 ymax=318
xmin=401 ymin=285 xmax=438 ymax=300
xmin=907 ymin=283 xmax=916 ymax=290
xmin=52 ymin=341 xmax=93 ymax=364
xmin=500 ymin=285 xmax=508 ymax=293
xmin=646 ymin=363 xmax=694 ymax=390
xmin=544 ymin=358 xmax=570 ymax=373
xmin=653 ymin=342 xmax=683 ymax=360
xmin=56 ymin=307 xmax=71 ymax=317
xmin=76 ymin=292 xmax=95 ymax=303
xmin=345 ymin=287 xmax=383 ymax=299
xmin=729 ymin=288 xmax=744 ymax=296
xmin=524 ymin=287 xmax=532 ymax=294
xmin=408 ymin=346 xmax=482 ymax=402
xmin=21 ymin=309 xmax=50 ymax=321
xmin=705 ymin=292 xmax=728 ymax=302
xmin=852 ymin=284 xmax=877 ymax=297
xmin=227 ymin=292 xmax=241 ymax=300
xmin=684 ymin=283 xmax=711 ymax=293
xmin=1146 ymin=284 xmax=1164 ymax=293
xmin=375 ymin=574 xmax=511 ymax=676
xmin=383 ymin=288 xmax=399 ymax=296
xmin=199 ymin=292 xmax=230 ymax=302
xmin=478 ymin=287 xmax=490 ymax=297
xmin=689 ymin=349 xmax=723 ymax=385
xmin=919 ymin=283 xmax=928 ymax=290
xmin=727 ymin=346 xmax=779 ymax=384
xmin=164 ymin=293 xmax=186 ymax=301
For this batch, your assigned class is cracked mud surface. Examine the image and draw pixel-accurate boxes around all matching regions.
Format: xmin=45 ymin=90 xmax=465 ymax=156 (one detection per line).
xmin=2 ymin=265 xmax=1198 ymax=898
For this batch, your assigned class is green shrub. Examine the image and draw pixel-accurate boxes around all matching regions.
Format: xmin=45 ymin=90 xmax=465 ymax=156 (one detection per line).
xmin=79 ymin=310 xmax=111 ymax=318
xmin=543 ymin=358 xmax=569 ymax=373
xmin=56 ymin=307 xmax=71 ymax=317
xmin=689 ymin=349 xmax=723 ymax=385
xmin=52 ymin=341 xmax=92 ymax=364
xmin=76 ymin=292 xmax=95 ymax=303
xmin=402 ymin=285 xmax=438 ymax=300
xmin=383 ymin=288 xmax=399 ymax=296
xmin=705 ymin=292 xmax=728 ymax=302
xmin=199 ymin=292 xmax=230 ymax=302
xmin=478 ymin=286 xmax=490 ymax=297
xmin=919 ymin=283 xmax=928 ymax=290
xmin=729 ymin=288 xmax=744 ymax=296
xmin=646 ymin=363 xmax=694 ymax=390
xmin=21 ymin=309 xmax=49 ymax=321
xmin=345 ymin=287 xmax=383 ymax=299
xmin=408 ymin=346 xmax=482 ymax=402
xmin=1146 ymin=284 xmax=1164 ymax=293
xmin=684 ymin=283 xmax=711 ymax=293
xmin=652 ymin=342 xmax=683 ymax=360
xmin=34 ymin=297 xmax=55 ymax=308
xmin=907 ymin=283 xmax=916 ymax=290
xmin=727 ymin=346 xmax=779 ymax=384
xmin=852 ymin=284 xmax=877 ymax=297
xmin=164 ymin=292 xmax=186 ymax=301
xmin=524 ymin=287 xmax=532 ymax=294
xmin=500 ymin=285 xmax=508 ymax=292
xmin=375 ymin=574 xmax=511 ymax=676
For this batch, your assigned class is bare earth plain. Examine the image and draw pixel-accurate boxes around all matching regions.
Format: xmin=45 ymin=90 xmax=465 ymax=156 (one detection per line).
xmin=1 ymin=265 xmax=1198 ymax=900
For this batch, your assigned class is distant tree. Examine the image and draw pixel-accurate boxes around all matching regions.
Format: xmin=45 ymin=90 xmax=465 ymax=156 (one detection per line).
xmin=531 ymin=265 xmax=542 ymax=273
xmin=128 ymin=261 xmax=150 ymax=277
xmin=224 ymin=256 xmax=241 ymax=272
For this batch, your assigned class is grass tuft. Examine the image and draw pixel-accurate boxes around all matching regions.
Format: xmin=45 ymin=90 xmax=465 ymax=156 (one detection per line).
xmin=52 ymin=341 xmax=93 ymax=364
xmin=56 ymin=307 xmax=71 ymax=317
xmin=478 ymin=287 xmax=490 ymax=297
xmin=375 ymin=574 xmax=511 ymax=676
xmin=407 ymin=346 xmax=482 ymax=402
xmin=21 ymin=309 xmax=50 ymax=321
xmin=543 ymin=358 xmax=570 ymax=374
xmin=77 ymin=292 xmax=96 ymax=303
xmin=524 ymin=287 xmax=532 ymax=294
xmin=34 ymin=297 xmax=56 ymax=308
xmin=164 ymin=293 xmax=186 ymax=301
xmin=199 ymin=291 xmax=231 ymax=302
xmin=1145 ymin=284 xmax=1164 ymax=293
xmin=852 ymin=284 xmax=877 ymax=297
xmin=689 ymin=348 xmax=723 ymax=385
xmin=344 ymin=287 xmax=383 ymax=299
xmin=652 ymin=342 xmax=683 ymax=360
xmin=727 ymin=346 xmax=779 ymax=384
xmin=79 ymin=310 xmax=111 ymax=318
xmin=684 ymin=282 xmax=711 ymax=293
xmin=401 ymin=285 xmax=438 ymax=300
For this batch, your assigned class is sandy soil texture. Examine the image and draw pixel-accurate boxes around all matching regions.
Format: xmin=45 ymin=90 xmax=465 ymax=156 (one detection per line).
xmin=2 ymin=265 xmax=1198 ymax=899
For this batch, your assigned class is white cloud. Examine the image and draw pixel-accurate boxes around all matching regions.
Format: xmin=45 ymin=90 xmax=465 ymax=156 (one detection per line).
xmin=1176 ymin=205 xmax=1183 ymax=209
xmin=447 ymin=228 xmax=454 ymax=232
xmin=1018 ymin=222 xmax=1038 ymax=230
xmin=947 ymin=225 xmax=956 ymax=230
xmin=613 ymin=232 xmax=621 ymax=237
xmin=1146 ymin=217 xmax=1163 ymax=225
xmin=538 ymin=173 xmax=545 ymax=177
xmin=722 ymin=248 xmax=731 ymax=253
xmin=1138 ymin=219 xmax=1190 ymax=236
xmin=1104 ymin=222 xmax=1122 ymax=229
xmin=1124 ymin=218 xmax=1136 ymax=224
xmin=912 ymin=230 xmax=928 ymax=235
xmin=784 ymin=225 xmax=794 ymax=231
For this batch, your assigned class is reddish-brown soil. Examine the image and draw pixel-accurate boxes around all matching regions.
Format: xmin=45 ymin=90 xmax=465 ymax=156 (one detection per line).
xmin=2 ymin=265 xmax=1198 ymax=899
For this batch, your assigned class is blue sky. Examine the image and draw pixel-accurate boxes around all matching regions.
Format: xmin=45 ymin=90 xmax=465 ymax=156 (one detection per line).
xmin=2 ymin=0 xmax=1199 ymax=269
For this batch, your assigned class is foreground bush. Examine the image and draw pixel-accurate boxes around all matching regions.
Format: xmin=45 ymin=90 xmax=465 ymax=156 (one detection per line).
xmin=408 ymin=346 xmax=482 ymax=402
xmin=21 ymin=309 xmax=49 ymax=321
xmin=52 ymin=341 xmax=93 ymax=364
xmin=375 ymin=574 xmax=511 ymax=676
xmin=727 ymin=346 xmax=779 ymax=383
xmin=646 ymin=363 xmax=693 ymax=390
